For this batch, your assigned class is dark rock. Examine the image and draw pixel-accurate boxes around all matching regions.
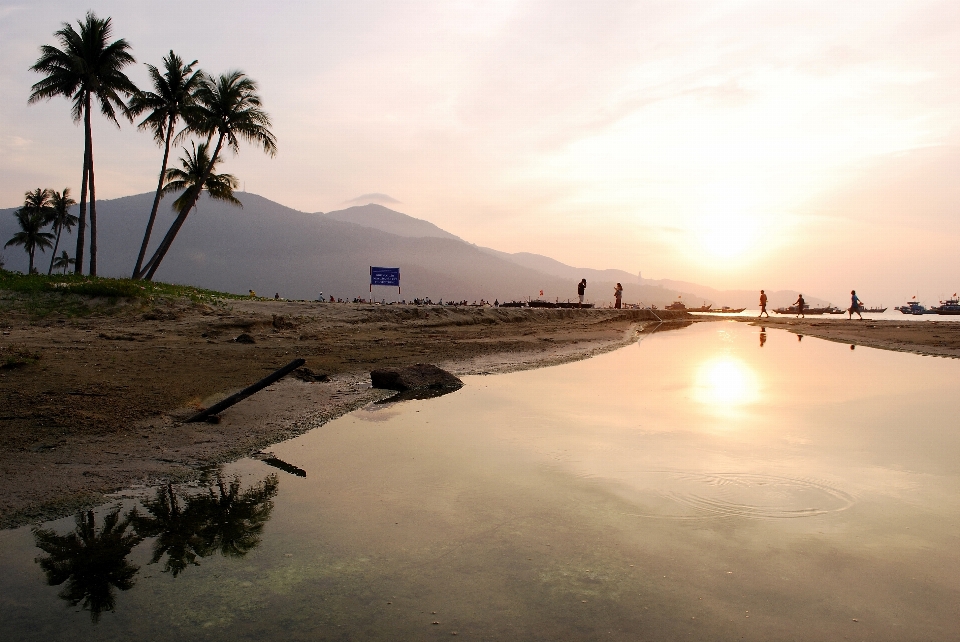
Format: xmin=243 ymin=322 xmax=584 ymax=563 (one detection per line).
xmin=293 ymin=367 xmax=329 ymax=382
xmin=235 ymin=333 xmax=256 ymax=344
xmin=370 ymin=363 xmax=463 ymax=392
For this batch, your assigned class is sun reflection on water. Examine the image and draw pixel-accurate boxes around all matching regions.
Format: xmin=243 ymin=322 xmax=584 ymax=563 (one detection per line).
xmin=694 ymin=356 xmax=760 ymax=413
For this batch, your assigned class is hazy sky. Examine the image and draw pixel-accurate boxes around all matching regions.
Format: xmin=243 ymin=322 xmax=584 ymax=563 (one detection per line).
xmin=2 ymin=1 xmax=959 ymax=304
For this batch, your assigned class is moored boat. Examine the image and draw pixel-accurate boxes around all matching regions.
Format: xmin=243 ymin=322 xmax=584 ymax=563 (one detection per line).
xmin=896 ymin=299 xmax=934 ymax=315
xmin=698 ymin=306 xmax=747 ymax=313
xmin=935 ymin=295 xmax=960 ymax=315
xmin=773 ymin=305 xmax=833 ymax=315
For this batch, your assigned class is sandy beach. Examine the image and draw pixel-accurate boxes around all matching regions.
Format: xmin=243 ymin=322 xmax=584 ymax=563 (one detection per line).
xmin=0 ymin=298 xmax=684 ymax=528
xmin=5 ymin=298 xmax=960 ymax=530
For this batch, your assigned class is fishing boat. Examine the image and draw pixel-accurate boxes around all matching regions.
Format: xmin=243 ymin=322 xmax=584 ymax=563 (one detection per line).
xmin=698 ymin=306 xmax=747 ymax=314
xmin=773 ymin=305 xmax=834 ymax=315
xmin=895 ymin=299 xmax=933 ymax=315
xmin=861 ymin=306 xmax=887 ymax=313
xmin=935 ymin=295 xmax=960 ymax=315
xmin=665 ymin=299 xmax=712 ymax=312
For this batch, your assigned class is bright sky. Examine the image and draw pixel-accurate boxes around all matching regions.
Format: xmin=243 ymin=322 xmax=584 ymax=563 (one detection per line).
xmin=2 ymin=1 xmax=959 ymax=305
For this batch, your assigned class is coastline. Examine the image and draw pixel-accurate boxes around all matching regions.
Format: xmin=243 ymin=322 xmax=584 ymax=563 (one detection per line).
xmin=0 ymin=299 xmax=685 ymax=529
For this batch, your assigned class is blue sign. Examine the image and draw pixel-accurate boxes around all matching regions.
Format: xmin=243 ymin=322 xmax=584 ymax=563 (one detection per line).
xmin=370 ymin=267 xmax=400 ymax=287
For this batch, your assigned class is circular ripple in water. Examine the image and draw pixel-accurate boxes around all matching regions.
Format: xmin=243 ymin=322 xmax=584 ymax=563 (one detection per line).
xmin=624 ymin=471 xmax=855 ymax=520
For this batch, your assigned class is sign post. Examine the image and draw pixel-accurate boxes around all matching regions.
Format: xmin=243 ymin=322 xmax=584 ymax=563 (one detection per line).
xmin=370 ymin=266 xmax=401 ymax=297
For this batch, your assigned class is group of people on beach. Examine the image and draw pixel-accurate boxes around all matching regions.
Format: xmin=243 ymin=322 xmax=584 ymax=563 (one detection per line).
xmin=758 ymin=289 xmax=866 ymax=319
xmin=575 ymin=278 xmax=624 ymax=309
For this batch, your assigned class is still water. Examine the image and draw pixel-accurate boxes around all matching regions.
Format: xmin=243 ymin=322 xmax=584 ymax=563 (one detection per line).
xmin=2 ymin=321 xmax=959 ymax=640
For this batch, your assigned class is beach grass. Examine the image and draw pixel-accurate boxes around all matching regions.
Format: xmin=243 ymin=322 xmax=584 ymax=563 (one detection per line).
xmin=0 ymin=269 xmax=246 ymax=318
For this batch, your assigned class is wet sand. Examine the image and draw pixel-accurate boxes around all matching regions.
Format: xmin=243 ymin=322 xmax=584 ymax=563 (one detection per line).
xmin=0 ymin=299 xmax=682 ymax=528
xmin=733 ymin=316 xmax=960 ymax=358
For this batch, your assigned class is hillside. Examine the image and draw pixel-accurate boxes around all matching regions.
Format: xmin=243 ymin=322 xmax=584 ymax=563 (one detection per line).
xmin=1 ymin=193 xmax=820 ymax=307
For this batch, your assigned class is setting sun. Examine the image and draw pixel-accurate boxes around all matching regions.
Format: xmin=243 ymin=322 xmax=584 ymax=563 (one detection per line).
xmin=694 ymin=356 xmax=761 ymax=413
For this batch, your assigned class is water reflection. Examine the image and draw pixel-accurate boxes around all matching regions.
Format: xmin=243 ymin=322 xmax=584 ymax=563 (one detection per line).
xmin=33 ymin=509 xmax=142 ymax=623
xmin=132 ymin=474 xmax=278 ymax=575
xmin=694 ymin=355 xmax=760 ymax=412
xmin=759 ymin=327 xmax=766 ymax=347
xmin=31 ymin=473 xmax=278 ymax=620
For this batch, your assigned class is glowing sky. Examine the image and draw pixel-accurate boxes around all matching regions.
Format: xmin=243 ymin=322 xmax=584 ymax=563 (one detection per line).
xmin=2 ymin=1 xmax=959 ymax=304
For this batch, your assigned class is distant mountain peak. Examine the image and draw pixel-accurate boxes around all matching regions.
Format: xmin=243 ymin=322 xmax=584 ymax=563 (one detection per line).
xmin=321 ymin=203 xmax=463 ymax=242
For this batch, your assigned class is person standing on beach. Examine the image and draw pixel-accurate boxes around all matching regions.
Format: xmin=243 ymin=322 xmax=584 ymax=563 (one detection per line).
xmin=794 ymin=293 xmax=805 ymax=318
xmin=578 ymin=279 xmax=587 ymax=308
xmin=614 ymin=283 xmax=623 ymax=309
xmin=848 ymin=290 xmax=864 ymax=320
xmin=759 ymin=290 xmax=769 ymax=317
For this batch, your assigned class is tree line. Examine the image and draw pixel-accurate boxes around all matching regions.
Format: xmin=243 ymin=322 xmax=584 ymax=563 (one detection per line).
xmin=5 ymin=11 xmax=276 ymax=281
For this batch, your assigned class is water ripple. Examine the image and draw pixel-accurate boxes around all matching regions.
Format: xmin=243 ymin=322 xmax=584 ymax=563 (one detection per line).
xmin=623 ymin=471 xmax=855 ymax=520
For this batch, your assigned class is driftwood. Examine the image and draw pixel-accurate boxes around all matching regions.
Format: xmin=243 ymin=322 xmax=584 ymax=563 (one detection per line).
xmin=186 ymin=358 xmax=306 ymax=423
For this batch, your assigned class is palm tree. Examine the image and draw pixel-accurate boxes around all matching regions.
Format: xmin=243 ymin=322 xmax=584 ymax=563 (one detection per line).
xmin=46 ymin=188 xmax=79 ymax=274
xmin=33 ymin=509 xmax=142 ymax=623
xmin=160 ymin=141 xmax=243 ymax=211
xmin=128 ymin=51 xmax=202 ymax=278
xmin=136 ymin=71 xmax=276 ymax=280
xmin=5 ymin=190 xmax=55 ymax=274
xmin=29 ymin=12 xmax=137 ymax=276
xmin=52 ymin=250 xmax=75 ymax=274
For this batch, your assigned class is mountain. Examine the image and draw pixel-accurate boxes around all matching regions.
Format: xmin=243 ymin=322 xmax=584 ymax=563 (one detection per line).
xmin=320 ymin=203 xmax=463 ymax=242
xmin=0 ymin=193 xmax=821 ymax=308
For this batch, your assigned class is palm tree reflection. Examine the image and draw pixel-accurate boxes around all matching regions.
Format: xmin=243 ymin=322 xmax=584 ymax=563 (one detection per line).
xmin=33 ymin=509 xmax=142 ymax=623
xmin=132 ymin=473 xmax=279 ymax=574
xmin=33 ymin=474 xmax=279 ymax=620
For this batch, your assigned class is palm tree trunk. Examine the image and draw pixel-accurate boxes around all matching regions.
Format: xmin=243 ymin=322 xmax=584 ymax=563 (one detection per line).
xmin=75 ymin=95 xmax=91 ymax=275
xmin=139 ymin=133 xmax=225 ymax=281
xmin=88 ymin=112 xmax=98 ymax=277
xmin=28 ymin=247 xmax=35 ymax=275
xmin=133 ymin=114 xmax=175 ymax=278
xmin=47 ymin=225 xmax=62 ymax=275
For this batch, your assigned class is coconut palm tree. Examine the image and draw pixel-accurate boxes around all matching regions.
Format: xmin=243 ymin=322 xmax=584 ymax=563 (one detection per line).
xmin=33 ymin=509 xmax=142 ymax=623
xmin=46 ymin=188 xmax=78 ymax=274
xmin=29 ymin=11 xmax=137 ymax=276
xmin=136 ymin=70 xmax=276 ymax=281
xmin=5 ymin=190 xmax=55 ymax=274
xmin=159 ymin=142 xmax=242 ymax=212
xmin=52 ymin=250 xmax=75 ymax=274
xmin=128 ymin=51 xmax=203 ymax=278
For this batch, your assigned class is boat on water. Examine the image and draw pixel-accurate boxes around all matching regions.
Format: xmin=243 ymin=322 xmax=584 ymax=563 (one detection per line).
xmin=698 ymin=306 xmax=747 ymax=314
xmin=665 ymin=300 xmax=713 ymax=312
xmin=896 ymin=300 xmax=935 ymax=315
xmin=861 ymin=306 xmax=887 ymax=313
xmin=934 ymin=295 xmax=960 ymax=315
xmin=773 ymin=305 xmax=835 ymax=315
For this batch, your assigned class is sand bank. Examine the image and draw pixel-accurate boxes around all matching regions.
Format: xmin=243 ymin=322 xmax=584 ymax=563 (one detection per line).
xmin=0 ymin=299 xmax=683 ymax=528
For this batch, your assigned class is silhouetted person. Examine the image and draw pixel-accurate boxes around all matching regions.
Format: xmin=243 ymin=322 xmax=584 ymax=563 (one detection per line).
xmin=848 ymin=290 xmax=863 ymax=320
xmin=759 ymin=290 xmax=769 ymax=317
xmin=578 ymin=279 xmax=587 ymax=308
xmin=850 ymin=344 xmax=856 ymax=350
xmin=759 ymin=327 xmax=767 ymax=348
xmin=614 ymin=283 xmax=623 ymax=309
xmin=794 ymin=294 xmax=805 ymax=318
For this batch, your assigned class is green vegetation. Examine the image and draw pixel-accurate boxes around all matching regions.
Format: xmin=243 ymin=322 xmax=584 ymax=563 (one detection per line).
xmin=0 ymin=269 xmax=248 ymax=318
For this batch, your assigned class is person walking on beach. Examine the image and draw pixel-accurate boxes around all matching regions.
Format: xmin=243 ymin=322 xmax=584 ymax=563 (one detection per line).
xmin=759 ymin=290 xmax=769 ymax=317
xmin=794 ymin=293 xmax=805 ymax=318
xmin=614 ymin=283 xmax=623 ymax=309
xmin=848 ymin=290 xmax=864 ymax=320
xmin=578 ymin=279 xmax=587 ymax=308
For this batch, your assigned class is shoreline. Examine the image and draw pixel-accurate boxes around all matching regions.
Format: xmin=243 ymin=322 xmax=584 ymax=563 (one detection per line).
xmin=0 ymin=300 xmax=685 ymax=529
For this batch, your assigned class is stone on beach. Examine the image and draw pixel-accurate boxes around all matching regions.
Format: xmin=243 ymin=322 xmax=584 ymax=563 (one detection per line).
xmin=370 ymin=363 xmax=463 ymax=392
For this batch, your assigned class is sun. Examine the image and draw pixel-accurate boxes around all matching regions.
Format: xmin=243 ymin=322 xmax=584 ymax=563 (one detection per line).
xmin=694 ymin=356 xmax=760 ymax=414
xmin=692 ymin=185 xmax=763 ymax=262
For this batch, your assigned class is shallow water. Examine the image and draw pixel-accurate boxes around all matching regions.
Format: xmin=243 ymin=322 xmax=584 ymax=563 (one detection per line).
xmin=2 ymin=321 xmax=959 ymax=640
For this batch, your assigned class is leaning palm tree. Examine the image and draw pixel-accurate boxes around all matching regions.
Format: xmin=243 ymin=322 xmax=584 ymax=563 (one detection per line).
xmin=46 ymin=188 xmax=79 ymax=274
xmin=160 ymin=141 xmax=243 ymax=211
xmin=29 ymin=12 xmax=137 ymax=276
xmin=52 ymin=250 xmax=75 ymax=274
xmin=5 ymin=190 xmax=56 ymax=274
xmin=136 ymin=70 xmax=276 ymax=281
xmin=128 ymin=51 xmax=203 ymax=278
